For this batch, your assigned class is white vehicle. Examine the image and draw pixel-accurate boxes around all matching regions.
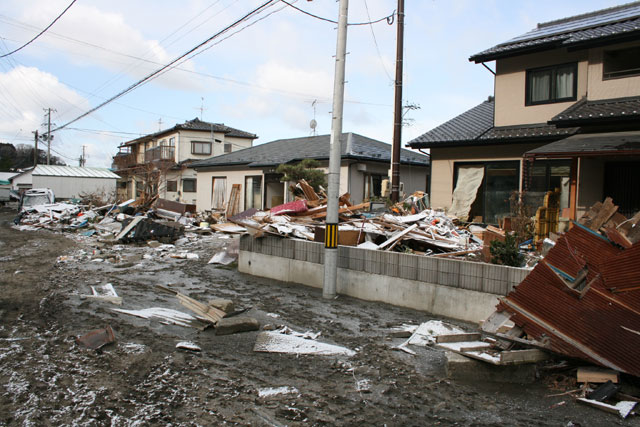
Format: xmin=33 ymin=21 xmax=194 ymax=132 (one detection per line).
xmin=19 ymin=188 xmax=55 ymax=211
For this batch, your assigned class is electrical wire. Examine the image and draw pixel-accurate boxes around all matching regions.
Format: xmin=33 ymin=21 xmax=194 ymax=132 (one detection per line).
xmin=363 ymin=0 xmax=394 ymax=82
xmin=280 ymin=0 xmax=395 ymax=26
xmin=0 ymin=0 xmax=77 ymax=58
xmin=52 ymin=0 xmax=279 ymax=133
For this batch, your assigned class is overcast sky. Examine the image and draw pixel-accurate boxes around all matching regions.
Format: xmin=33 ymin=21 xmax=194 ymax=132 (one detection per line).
xmin=0 ymin=0 xmax=629 ymax=167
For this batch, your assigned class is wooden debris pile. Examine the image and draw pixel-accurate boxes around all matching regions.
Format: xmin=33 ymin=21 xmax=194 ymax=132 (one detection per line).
xmin=227 ymin=182 xmax=480 ymax=255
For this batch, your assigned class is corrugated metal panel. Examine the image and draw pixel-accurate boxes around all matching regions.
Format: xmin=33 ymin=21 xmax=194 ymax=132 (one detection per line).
xmin=32 ymin=165 xmax=120 ymax=179
xmin=501 ymin=225 xmax=640 ymax=377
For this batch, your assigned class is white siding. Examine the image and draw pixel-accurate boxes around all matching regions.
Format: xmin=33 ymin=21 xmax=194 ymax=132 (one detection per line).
xmin=31 ymin=176 xmax=117 ymax=199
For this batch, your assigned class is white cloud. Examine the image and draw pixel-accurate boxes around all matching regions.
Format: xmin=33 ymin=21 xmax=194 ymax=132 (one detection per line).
xmin=9 ymin=0 xmax=202 ymax=92
xmin=0 ymin=66 xmax=89 ymax=135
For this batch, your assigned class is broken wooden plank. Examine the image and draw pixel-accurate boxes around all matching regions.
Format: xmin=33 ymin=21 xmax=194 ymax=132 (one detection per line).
xmin=176 ymin=292 xmax=226 ymax=325
xmin=115 ymin=216 xmax=144 ymax=240
xmin=577 ymin=366 xmax=619 ymax=384
xmin=481 ymin=310 xmax=512 ymax=334
xmin=298 ymin=179 xmax=319 ymax=201
xmin=500 ymin=349 xmax=549 ymax=364
xmin=588 ymin=197 xmax=618 ymax=231
xmin=378 ymin=223 xmax=418 ymax=250
xmin=309 ymin=202 xmax=370 ymax=219
xmin=436 ymin=333 xmax=481 ymax=343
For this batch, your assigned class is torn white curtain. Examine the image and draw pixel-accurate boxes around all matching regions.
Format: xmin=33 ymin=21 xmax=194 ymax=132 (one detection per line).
xmin=449 ymin=166 xmax=484 ymax=221
xmin=212 ymin=178 xmax=227 ymax=209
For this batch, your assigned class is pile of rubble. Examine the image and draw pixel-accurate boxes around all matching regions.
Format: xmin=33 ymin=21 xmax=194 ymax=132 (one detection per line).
xmin=228 ymin=180 xmax=481 ymax=257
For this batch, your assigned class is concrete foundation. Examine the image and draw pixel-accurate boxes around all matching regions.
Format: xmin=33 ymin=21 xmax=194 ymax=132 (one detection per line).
xmin=240 ymin=251 xmax=501 ymax=323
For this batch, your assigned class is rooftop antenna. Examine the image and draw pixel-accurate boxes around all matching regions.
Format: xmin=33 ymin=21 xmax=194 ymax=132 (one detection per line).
xmin=195 ymin=97 xmax=207 ymax=120
xmin=158 ymin=118 xmax=163 ymax=131
xmin=310 ymin=99 xmax=318 ymax=136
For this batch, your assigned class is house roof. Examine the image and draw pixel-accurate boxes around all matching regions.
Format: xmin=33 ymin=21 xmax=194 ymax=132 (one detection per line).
xmin=525 ymin=131 xmax=640 ymax=157
xmin=123 ymin=118 xmax=257 ymax=146
xmin=32 ymin=165 xmax=120 ymax=179
xmin=549 ymin=95 xmax=640 ymax=126
xmin=407 ymin=98 xmax=577 ymax=149
xmin=470 ymin=2 xmax=640 ymax=63
xmin=0 ymin=172 xmax=19 ymax=181
xmin=190 ymin=133 xmax=429 ymax=169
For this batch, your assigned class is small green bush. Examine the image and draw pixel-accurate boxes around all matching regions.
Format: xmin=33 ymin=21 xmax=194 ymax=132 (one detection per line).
xmin=490 ymin=233 xmax=524 ymax=267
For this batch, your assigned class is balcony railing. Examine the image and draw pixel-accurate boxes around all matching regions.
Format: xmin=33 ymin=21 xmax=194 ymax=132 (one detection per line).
xmin=112 ymin=151 xmax=138 ymax=170
xmin=144 ymin=146 xmax=175 ymax=163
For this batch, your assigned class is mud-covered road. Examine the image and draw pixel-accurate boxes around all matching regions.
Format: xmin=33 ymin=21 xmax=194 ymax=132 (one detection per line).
xmin=0 ymin=207 xmax=622 ymax=426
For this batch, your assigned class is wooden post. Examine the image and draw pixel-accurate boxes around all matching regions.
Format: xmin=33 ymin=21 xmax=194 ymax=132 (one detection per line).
xmin=569 ymin=157 xmax=578 ymax=221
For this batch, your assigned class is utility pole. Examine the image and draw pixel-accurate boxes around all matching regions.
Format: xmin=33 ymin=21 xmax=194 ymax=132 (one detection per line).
xmin=32 ymin=130 xmax=38 ymax=167
xmin=79 ymin=145 xmax=87 ymax=167
xmin=323 ymin=0 xmax=349 ymax=299
xmin=390 ymin=0 xmax=405 ymax=203
xmin=43 ymin=108 xmax=55 ymax=165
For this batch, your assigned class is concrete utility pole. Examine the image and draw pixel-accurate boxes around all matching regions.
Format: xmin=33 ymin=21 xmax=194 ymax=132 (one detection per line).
xmin=43 ymin=108 xmax=55 ymax=165
xmin=323 ymin=0 xmax=349 ymax=299
xmin=390 ymin=0 xmax=405 ymax=203
xmin=79 ymin=145 xmax=87 ymax=167
xmin=32 ymin=130 xmax=38 ymax=167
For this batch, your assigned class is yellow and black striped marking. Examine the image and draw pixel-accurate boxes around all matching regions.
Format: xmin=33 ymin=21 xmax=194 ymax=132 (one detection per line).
xmin=325 ymin=223 xmax=338 ymax=249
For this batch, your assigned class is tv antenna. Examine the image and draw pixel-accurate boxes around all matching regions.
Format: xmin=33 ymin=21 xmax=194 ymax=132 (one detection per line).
xmin=310 ymin=99 xmax=318 ymax=136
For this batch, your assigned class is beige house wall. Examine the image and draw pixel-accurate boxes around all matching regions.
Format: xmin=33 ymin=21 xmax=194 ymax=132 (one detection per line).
xmin=195 ymin=168 xmax=259 ymax=212
xmin=429 ymin=143 xmax=543 ymax=210
xmin=494 ymin=49 xmax=588 ymax=127
xmin=587 ymin=41 xmax=640 ymax=100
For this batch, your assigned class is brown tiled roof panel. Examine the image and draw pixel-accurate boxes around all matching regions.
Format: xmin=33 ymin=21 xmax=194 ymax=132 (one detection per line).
xmin=502 ymin=225 xmax=640 ymax=376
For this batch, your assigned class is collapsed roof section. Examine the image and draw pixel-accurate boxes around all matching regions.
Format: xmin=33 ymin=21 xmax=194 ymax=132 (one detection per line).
xmin=496 ymin=199 xmax=640 ymax=376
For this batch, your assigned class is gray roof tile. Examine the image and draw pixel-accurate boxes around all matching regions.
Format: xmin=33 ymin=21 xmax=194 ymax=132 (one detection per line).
xmin=470 ymin=2 xmax=640 ymax=62
xmin=408 ymin=98 xmax=494 ymax=145
xmin=408 ymin=98 xmax=578 ymax=149
xmin=550 ymin=96 xmax=640 ymax=125
xmin=190 ymin=133 xmax=429 ymax=168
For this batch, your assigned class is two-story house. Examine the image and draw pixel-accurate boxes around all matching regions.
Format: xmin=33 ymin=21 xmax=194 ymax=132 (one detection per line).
xmin=112 ymin=118 xmax=257 ymax=205
xmin=409 ymin=2 xmax=640 ymax=224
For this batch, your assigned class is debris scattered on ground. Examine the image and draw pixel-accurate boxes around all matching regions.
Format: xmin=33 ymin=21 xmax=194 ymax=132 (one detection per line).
xmin=76 ymin=325 xmax=115 ymax=350
xmin=254 ymin=327 xmax=355 ymax=357
xmin=215 ymin=317 xmax=260 ymax=336
xmin=176 ymin=341 xmax=202 ymax=352
xmin=80 ymin=283 xmax=122 ymax=305
xmin=257 ymin=386 xmax=299 ymax=398
xmin=112 ymin=307 xmax=209 ymax=329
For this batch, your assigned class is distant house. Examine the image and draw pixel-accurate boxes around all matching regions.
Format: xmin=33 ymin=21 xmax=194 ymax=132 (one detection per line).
xmin=408 ymin=2 xmax=640 ymax=223
xmin=10 ymin=165 xmax=120 ymax=199
xmin=190 ymin=133 xmax=429 ymax=213
xmin=112 ymin=118 xmax=257 ymax=204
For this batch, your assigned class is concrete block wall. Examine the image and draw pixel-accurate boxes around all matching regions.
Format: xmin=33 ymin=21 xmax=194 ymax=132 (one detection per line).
xmin=240 ymin=235 xmax=529 ymax=296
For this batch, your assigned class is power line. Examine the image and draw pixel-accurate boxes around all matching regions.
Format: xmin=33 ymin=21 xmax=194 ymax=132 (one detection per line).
xmin=364 ymin=0 xmax=394 ymax=82
xmin=0 ymin=0 xmax=77 ymax=58
xmin=280 ymin=0 xmax=395 ymax=26
xmin=52 ymin=0 xmax=279 ymax=133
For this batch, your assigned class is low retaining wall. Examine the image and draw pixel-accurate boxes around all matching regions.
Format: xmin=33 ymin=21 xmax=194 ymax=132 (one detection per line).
xmin=239 ymin=235 xmax=530 ymax=323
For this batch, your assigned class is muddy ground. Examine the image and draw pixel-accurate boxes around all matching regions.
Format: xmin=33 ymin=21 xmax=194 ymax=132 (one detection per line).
xmin=0 ymin=207 xmax=627 ymax=426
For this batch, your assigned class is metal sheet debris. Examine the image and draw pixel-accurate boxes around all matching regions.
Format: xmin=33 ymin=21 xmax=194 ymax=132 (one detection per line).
xmin=76 ymin=325 xmax=115 ymax=350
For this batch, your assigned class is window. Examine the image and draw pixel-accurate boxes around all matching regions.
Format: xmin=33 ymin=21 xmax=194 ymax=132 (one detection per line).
xmin=453 ymin=161 xmax=520 ymax=224
xmin=526 ymin=63 xmax=577 ymax=105
xmin=191 ymin=141 xmax=211 ymax=155
xmin=183 ymin=179 xmax=197 ymax=193
xmin=364 ymin=173 xmax=386 ymax=200
xmin=166 ymin=180 xmax=177 ymax=192
xmin=224 ymin=142 xmax=232 ymax=153
xmin=245 ymin=176 xmax=262 ymax=209
xmin=524 ymin=160 xmax=571 ymax=213
xmin=211 ymin=177 xmax=227 ymax=209
xmin=603 ymin=46 xmax=640 ymax=79
xmin=168 ymin=137 xmax=175 ymax=147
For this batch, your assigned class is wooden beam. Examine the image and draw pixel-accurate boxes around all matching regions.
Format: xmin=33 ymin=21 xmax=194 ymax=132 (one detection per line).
xmin=500 ymin=349 xmax=549 ymax=364
xmin=378 ymin=223 xmax=418 ymax=249
xmin=577 ymin=366 xmax=619 ymax=384
xmin=435 ymin=333 xmax=481 ymax=343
